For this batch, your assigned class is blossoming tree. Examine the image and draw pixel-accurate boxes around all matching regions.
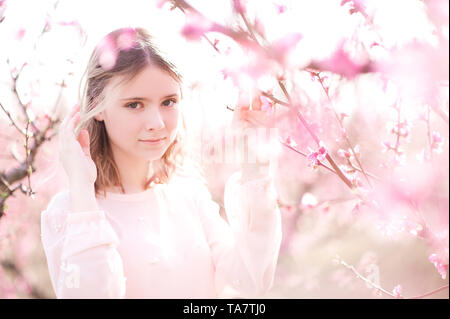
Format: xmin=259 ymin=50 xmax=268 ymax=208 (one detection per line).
xmin=0 ymin=0 xmax=448 ymax=298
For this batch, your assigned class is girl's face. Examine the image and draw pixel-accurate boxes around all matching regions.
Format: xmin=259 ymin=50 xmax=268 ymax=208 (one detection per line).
xmin=94 ymin=65 xmax=181 ymax=162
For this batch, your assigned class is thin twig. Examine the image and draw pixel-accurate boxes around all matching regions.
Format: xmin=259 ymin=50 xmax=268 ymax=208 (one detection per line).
xmin=348 ymin=162 xmax=381 ymax=182
xmin=277 ymin=79 xmax=355 ymax=190
xmin=260 ymin=91 xmax=290 ymax=107
xmin=279 ymin=140 xmax=337 ymax=174
xmin=431 ymin=105 xmax=449 ymax=125
xmin=315 ymin=72 xmax=372 ymax=188
xmin=172 ymin=0 xmax=357 ymax=192
xmin=236 ymin=7 xmax=260 ymax=45
xmin=24 ymin=120 xmax=33 ymax=197
xmin=337 ymin=256 xmax=449 ymax=299
xmin=337 ymin=257 xmax=396 ymax=298
xmin=170 ymin=0 xmax=221 ymax=54
xmin=7 ymin=60 xmax=40 ymax=134
xmin=0 ymin=102 xmax=26 ymax=137
xmin=407 ymin=284 xmax=449 ymax=299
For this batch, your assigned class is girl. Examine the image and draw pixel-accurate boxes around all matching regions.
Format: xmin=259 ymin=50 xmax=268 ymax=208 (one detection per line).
xmin=40 ymin=27 xmax=282 ymax=298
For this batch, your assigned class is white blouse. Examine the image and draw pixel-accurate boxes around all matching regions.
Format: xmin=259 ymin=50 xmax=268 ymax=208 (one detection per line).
xmin=40 ymin=171 xmax=282 ymax=298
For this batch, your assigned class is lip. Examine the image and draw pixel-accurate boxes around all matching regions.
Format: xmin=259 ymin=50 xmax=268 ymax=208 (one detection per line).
xmin=139 ymin=137 xmax=166 ymax=144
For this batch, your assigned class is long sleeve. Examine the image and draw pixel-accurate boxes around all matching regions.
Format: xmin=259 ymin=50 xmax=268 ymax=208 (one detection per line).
xmin=40 ymin=190 xmax=127 ymax=298
xmin=194 ymin=170 xmax=282 ymax=298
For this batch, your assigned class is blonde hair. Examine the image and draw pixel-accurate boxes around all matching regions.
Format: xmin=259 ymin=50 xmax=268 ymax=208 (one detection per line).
xmin=74 ymin=27 xmax=203 ymax=197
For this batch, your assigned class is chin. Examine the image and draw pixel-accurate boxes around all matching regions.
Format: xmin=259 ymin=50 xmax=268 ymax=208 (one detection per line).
xmin=141 ymin=148 xmax=168 ymax=160
xmin=142 ymin=153 xmax=165 ymax=161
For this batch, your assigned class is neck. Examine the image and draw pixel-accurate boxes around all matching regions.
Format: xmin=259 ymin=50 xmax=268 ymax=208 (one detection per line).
xmin=109 ymin=147 xmax=154 ymax=194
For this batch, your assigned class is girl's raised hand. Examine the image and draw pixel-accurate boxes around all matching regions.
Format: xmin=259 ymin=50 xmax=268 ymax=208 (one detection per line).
xmin=58 ymin=105 xmax=98 ymax=188
xmin=231 ymin=91 xmax=278 ymax=181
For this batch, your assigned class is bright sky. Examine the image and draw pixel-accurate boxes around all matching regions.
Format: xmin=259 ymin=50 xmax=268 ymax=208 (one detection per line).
xmin=0 ymin=0 xmax=443 ymax=131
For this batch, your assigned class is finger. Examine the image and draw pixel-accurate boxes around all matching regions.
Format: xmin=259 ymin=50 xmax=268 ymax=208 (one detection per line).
xmin=252 ymin=108 xmax=276 ymax=125
xmin=78 ymin=129 xmax=91 ymax=157
xmin=61 ymin=104 xmax=80 ymax=129
xmin=59 ymin=105 xmax=80 ymax=138
xmin=67 ymin=111 xmax=80 ymax=137
xmin=238 ymin=111 xmax=265 ymax=128
xmin=69 ymin=104 xmax=80 ymax=118
xmin=231 ymin=112 xmax=249 ymax=129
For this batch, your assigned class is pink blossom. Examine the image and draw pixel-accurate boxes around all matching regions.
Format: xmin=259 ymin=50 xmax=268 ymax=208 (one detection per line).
xmin=275 ymin=4 xmax=287 ymax=14
xmin=425 ymin=0 xmax=449 ymax=28
xmin=313 ymin=42 xmax=368 ymax=79
xmin=116 ymin=28 xmax=136 ymax=50
xmin=181 ymin=13 xmax=214 ymax=40
xmin=319 ymin=75 xmax=329 ymax=85
xmin=322 ymin=205 xmax=330 ymax=213
xmin=284 ymin=136 xmax=297 ymax=148
xmin=181 ymin=24 xmax=206 ymax=40
xmin=431 ymin=131 xmax=444 ymax=154
xmin=0 ymin=0 xmax=7 ymax=22
xmin=308 ymin=70 xmax=320 ymax=82
xmin=51 ymin=20 xmax=85 ymax=42
xmin=213 ymin=38 xmax=220 ymax=48
xmin=254 ymin=17 xmax=266 ymax=39
xmin=270 ymin=33 xmax=303 ymax=65
xmin=221 ymin=68 xmax=232 ymax=80
xmin=417 ymin=111 xmax=427 ymax=122
xmin=307 ymin=143 xmax=328 ymax=169
xmin=97 ymin=36 xmax=117 ymax=70
xmin=15 ymin=28 xmax=25 ymax=41
xmin=432 ymin=131 xmax=443 ymax=143
xmin=394 ymin=151 xmax=406 ymax=166
xmin=341 ymin=0 xmax=368 ymax=17
xmin=300 ymin=192 xmax=318 ymax=209
xmin=260 ymin=95 xmax=274 ymax=113
xmin=232 ymin=0 xmax=247 ymax=14
xmin=156 ymin=0 xmax=168 ymax=9
xmin=429 ymin=253 xmax=448 ymax=279
xmin=374 ymin=41 xmax=449 ymax=107
xmin=411 ymin=225 xmax=424 ymax=237
xmin=338 ymin=149 xmax=351 ymax=158
xmin=392 ymin=284 xmax=403 ymax=298
xmin=307 ymin=151 xmax=319 ymax=169
xmin=240 ymin=53 xmax=281 ymax=83
xmin=317 ymin=144 xmax=327 ymax=161
xmin=339 ymin=112 xmax=349 ymax=121
xmin=390 ymin=120 xmax=410 ymax=138
xmin=381 ymin=141 xmax=392 ymax=153
xmin=351 ymin=202 xmax=361 ymax=215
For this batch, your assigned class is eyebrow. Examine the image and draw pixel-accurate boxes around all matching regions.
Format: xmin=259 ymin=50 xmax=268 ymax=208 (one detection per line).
xmin=120 ymin=93 xmax=179 ymax=101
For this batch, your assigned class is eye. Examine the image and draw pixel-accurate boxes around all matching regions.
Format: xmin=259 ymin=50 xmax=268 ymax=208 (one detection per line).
xmin=162 ymin=98 xmax=177 ymax=108
xmin=125 ymin=101 xmax=143 ymax=110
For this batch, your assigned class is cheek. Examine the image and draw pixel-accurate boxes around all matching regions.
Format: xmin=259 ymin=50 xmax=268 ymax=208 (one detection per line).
xmin=165 ymin=109 xmax=180 ymax=133
xmin=106 ymin=114 xmax=137 ymax=143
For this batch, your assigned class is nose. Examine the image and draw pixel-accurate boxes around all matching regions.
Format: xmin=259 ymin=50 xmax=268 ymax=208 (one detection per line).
xmin=144 ymin=106 xmax=165 ymax=131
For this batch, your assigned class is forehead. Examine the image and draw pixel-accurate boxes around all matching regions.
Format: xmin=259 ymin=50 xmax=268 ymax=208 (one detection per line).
xmin=109 ymin=65 xmax=180 ymax=98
